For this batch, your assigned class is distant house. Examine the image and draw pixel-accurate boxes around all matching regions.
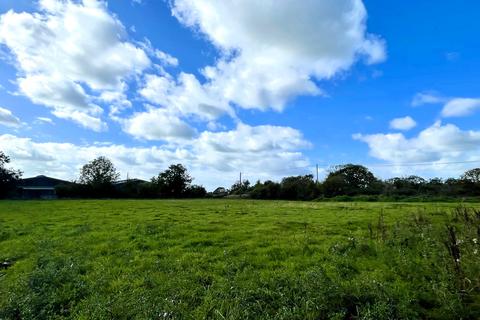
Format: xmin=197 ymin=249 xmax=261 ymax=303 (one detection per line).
xmin=18 ymin=175 xmax=71 ymax=199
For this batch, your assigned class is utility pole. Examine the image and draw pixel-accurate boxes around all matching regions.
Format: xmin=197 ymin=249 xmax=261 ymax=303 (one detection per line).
xmin=239 ymin=172 xmax=242 ymax=185
xmin=316 ymin=164 xmax=319 ymax=184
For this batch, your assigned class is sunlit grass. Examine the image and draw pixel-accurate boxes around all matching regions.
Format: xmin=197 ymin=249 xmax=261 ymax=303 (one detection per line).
xmin=1 ymin=200 xmax=479 ymax=319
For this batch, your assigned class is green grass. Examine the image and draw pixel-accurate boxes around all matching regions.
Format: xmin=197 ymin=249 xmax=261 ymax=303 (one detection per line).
xmin=0 ymin=200 xmax=479 ymax=319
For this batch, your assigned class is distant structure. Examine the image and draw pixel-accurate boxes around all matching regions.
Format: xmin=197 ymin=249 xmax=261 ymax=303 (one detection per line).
xmin=113 ymin=179 xmax=147 ymax=188
xmin=212 ymin=187 xmax=228 ymax=198
xmin=17 ymin=175 xmax=71 ymax=199
xmin=113 ymin=178 xmax=147 ymax=194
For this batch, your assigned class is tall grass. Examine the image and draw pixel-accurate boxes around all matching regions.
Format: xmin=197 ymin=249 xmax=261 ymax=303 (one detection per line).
xmin=0 ymin=200 xmax=479 ymax=319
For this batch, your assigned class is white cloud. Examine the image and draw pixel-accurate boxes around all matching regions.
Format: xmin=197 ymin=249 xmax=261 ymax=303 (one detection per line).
xmin=160 ymin=0 xmax=385 ymax=112
xmin=1 ymin=123 xmax=311 ymax=189
xmin=123 ymin=107 xmax=197 ymax=141
xmin=389 ymin=116 xmax=416 ymax=131
xmin=138 ymin=38 xmax=179 ymax=67
xmin=441 ymin=98 xmax=480 ymax=117
xmin=17 ymin=74 xmax=107 ymax=131
xmin=194 ymin=124 xmax=311 ymax=176
xmin=52 ymin=108 xmax=107 ymax=132
xmin=198 ymin=123 xmax=310 ymax=153
xmin=154 ymin=50 xmax=178 ymax=67
xmin=35 ymin=117 xmax=54 ymax=125
xmin=134 ymin=1 xmax=386 ymax=139
xmin=0 ymin=107 xmax=21 ymax=127
xmin=139 ymin=73 xmax=234 ymax=121
xmin=0 ymin=133 xmax=187 ymax=182
xmin=0 ymin=0 xmax=150 ymax=130
xmin=354 ymin=121 xmax=480 ymax=177
xmin=412 ymin=92 xmax=480 ymax=118
xmin=411 ymin=92 xmax=445 ymax=107
xmin=98 ymin=90 xmax=132 ymax=118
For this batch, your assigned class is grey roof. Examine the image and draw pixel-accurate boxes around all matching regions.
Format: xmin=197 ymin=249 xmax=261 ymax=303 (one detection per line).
xmin=19 ymin=175 xmax=71 ymax=188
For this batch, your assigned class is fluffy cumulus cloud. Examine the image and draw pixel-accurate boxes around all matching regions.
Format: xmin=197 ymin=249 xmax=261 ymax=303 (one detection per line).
xmin=139 ymin=73 xmax=234 ymax=121
xmin=138 ymin=0 xmax=385 ymax=113
xmin=0 ymin=0 xmax=150 ymax=130
xmin=0 ymin=0 xmax=385 ymax=144
xmin=123 ymin=107 xmax=197 ymax=141
xmin=389 ymin=116 xmax=416 ymax=131
xmin=0 ymin=124 xmax=310 ymax=188
xmin=354 ymin=121 xmax=480 ymax=177
xmin=0 ymin=107 xmax=21 ymax=127
xmin=0 ymin=133 xmax=189 ymax=182
xmin=0 ymin=1 xmax=391 ymax=181
xmin=194 ymin=123 xmax=311 ymax=173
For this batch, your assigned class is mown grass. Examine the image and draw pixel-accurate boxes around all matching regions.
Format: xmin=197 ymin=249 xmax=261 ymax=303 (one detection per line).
xmin=0 ymin=200 xmax=479 ymax=319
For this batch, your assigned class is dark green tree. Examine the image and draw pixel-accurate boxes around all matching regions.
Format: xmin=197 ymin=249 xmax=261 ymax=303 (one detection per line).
xmin=229 ymin=179 xmax=251 ymax=195
xmin=0 ymin=151 xmax=22 ymax=198
xmin=250 ymin=180 xmax=281 ymax=199
xmin=385 ymin=176 xmax=427 ymax=196
xmin=280 ymin=175 xmax=318 ymax=200
xmin=185 ymin=185 xmax=207 ymax=198
xmin=79 ymin=156 xmax=120 ymax=186
xmin=323 ymin=164 xmax=381 ymax=196
xmin=460 ymin=168 xmax=480 ymax=195
xmin=424 ymin=178 xmax=444 ymax=196
xmin=152 ymin=164 xmax=193 ymax=197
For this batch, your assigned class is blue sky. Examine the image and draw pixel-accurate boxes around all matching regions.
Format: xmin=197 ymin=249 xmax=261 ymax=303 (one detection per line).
xmin=0 ymin=0 xmax=479 ymax=189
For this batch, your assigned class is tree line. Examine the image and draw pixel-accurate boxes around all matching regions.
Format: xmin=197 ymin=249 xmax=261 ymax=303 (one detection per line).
xmin=56 ymin=157 xmax=207 ymax=199
xmin=242 ymin=164 xmax=480 ymax=201
xmin=1 ymin=151 xmax=479 ymax=200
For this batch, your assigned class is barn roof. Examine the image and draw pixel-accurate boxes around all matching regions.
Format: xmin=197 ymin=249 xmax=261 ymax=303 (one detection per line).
xmin=19 ymin=175 xmax=71 ymax=188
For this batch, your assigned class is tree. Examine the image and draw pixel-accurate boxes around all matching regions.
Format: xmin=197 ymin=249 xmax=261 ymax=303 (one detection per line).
xmin=229 ymin=180 xmax=251 ymax=195
xmin=324 ymin=164 xmax=381 ymax=196
xmin=385 ymin=176 xmax=427 ymax=196
xmin=0 ymin=151 xmax=22 ymax=198
xmin=460 ymin=168 xmax=480 ymax=195
xmin=152 ymin=164 xmax=193 ymax=197
xmin=461 ymin=168 xmax=480 ymax=184
xmin=185 ymin=185 xmax=207 ymax=198
xmin=79 ymin=156 xmax=120 ymax=186
xmin=425 ymin=178 xmax=444 ymax=196
xmin=250 ymin=180 xmax=281 ymax=199
xmin=280 ymin=175 xmax=318 ymax=200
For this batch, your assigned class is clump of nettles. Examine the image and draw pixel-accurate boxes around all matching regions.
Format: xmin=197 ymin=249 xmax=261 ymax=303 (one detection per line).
xmin=328 ymin=206 xmax=480 ymax=319
xmin=445 ymin=207 xmax=480 ymax=294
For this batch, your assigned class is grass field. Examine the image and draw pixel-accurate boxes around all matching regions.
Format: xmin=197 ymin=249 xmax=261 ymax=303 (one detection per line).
xmin=0 ymin=200 xmax=479 ymax=319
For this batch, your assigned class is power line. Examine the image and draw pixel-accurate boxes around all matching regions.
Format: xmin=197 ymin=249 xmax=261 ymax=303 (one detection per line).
xmin=238 ymin=159 xmax=480 ymax=176
xmin=302 ymin=159 xmax=480 ymax=170
xmin=352 ymin=159 xmax=480 ymax=168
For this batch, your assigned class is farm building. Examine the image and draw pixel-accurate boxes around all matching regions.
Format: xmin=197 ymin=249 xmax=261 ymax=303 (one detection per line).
xmin=212 ymin=187 xmax=228 ymax=197
xmin=18 ymin=175 xmax=71 ymax=199
xmin=113 ymin=179 xmax=147 ymax=188
xmin=113 ymin=178 xmax=147 ymax=194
